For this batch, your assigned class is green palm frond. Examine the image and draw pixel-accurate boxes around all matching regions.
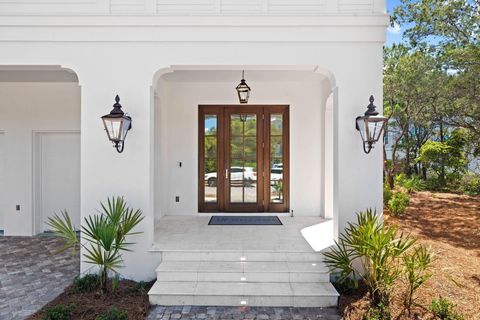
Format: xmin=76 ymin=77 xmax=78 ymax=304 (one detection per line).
xmin=50 ymin=196 xmax=144 ymax=293
xmin=46 ymin=210 xmax=78 ymax=253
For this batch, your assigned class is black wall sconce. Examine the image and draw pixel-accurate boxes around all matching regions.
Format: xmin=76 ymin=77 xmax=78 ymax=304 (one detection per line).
xmin=101 ymin=95 xmax=132 ymax=153
xmin=355 ymin=95 xmax=387 ymax=154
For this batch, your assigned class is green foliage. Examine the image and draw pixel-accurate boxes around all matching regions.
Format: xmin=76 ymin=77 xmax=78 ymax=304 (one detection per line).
xmin=366 ymin=303 xmax=391 ymax=320
xmin=47 ymin=196 xmax=144 ymax=292
xmin=95 ymin=307 xmax=128 ymax=320
xmin=46 ymin=211 xmax=78 ymax=253
xmin=133 ymin=281 xmax=152 ymax=294
xmin=392 ymin=0 xmax=478 ymax=48
xmin=383 ymin=183 xmax=393 ymax=206
xmin=73 ymin=274 xmax=99 ymax=293
xmin=385 ymin=0 xmax=480 ymax=187
xmin=403 ymin=245 xmax=434 ymax=312
xmin=388 ymin=191 xmax=410 ymax=216
xmin=394 ymin=173 xmax=425 ymax=193
xmin=272 ymin=180 xmax=283 ymax=200
xmin=323 ymin=209 xmax=416 ymax=306
xmin=459 ymin=173 xmax=480 ymax=195
xmin=43 ymin=304 xmax=76 ymax=320
xmin=111 ymin=273 xmax=120 ymax=292
xmin=417 ymin=130 xmax=468 ymax=189
xmin=430 ymin=297 xmax=464 ymax=320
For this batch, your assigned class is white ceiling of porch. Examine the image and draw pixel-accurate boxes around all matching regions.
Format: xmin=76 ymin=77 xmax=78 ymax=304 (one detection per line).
xmin=162 ymin=70 xmax=326 ymax=83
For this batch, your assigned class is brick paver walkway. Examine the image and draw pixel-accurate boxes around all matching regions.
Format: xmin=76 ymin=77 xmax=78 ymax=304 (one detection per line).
xmin=0 ymin=235 xmax=79 ymax=319
xmin=148 ymin=306 xmax=341 ymax=320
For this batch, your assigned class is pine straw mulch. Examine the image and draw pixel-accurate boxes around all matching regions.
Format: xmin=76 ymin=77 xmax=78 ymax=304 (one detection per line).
xmin=28 ymin=279 xmax=154 ymax=320
xmin=339 ymin=191 xmax=480 ymax=320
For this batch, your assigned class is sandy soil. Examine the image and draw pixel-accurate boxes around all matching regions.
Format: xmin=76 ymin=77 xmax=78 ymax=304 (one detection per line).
xmin=341 ymin=191 xmax=480 ymax=319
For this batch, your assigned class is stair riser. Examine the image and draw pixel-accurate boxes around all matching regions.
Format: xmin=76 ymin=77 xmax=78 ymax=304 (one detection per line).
xmin=157 ymin=271 xmax=330 ymax=282
xmin=149 ymin=295 xmax=338 ymax=308
xmin=162 ymin=251 xmax=324 ymax=262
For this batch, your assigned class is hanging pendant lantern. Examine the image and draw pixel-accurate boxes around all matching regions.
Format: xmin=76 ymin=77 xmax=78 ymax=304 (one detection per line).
xmin=236 ymin=70 xmax=251 ymax=104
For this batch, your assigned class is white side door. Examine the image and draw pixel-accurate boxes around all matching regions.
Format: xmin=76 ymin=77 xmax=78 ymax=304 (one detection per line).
xmin=36 ymin=132 xmax=80 ymax=232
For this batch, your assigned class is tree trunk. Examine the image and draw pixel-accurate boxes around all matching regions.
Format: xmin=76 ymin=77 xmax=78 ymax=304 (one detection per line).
xmin=439 ymin=119 xmax=446 ymax=187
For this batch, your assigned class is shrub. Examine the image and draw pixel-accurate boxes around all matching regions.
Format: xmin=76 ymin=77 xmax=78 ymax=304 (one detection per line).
xmin=47 ymin=197 xmax=144 ymax=292
xmin=394 ymin=173 xmax=408 ymax=188
xmin=431 ymin=297 xmax=464 ymax=320
xmin=134 ymin=280 xmax=152 ymax=294
xmin=388 ymin=191 xmax=410 ymax=216
xmin=394 ymin=173 xmax=425 ymax=193
xmin=73 ymin=274 xmax=98 ymax=293
xmin=95 ymin=307 xmax=128 ymax=320
xmin=43 ymin=304 xmax=76 ymax=320
xmin=366 ymin=303 xmax=391 ymax=320
xmin=459 ymin=173 xmax=480 ymax=195
xmin=383 ymin=183 xmax=393 ymax=206
xmin=323 ymin=209 xmax=415 ymax=306
xmin=403 ymin=245 xmax=433 ymax=312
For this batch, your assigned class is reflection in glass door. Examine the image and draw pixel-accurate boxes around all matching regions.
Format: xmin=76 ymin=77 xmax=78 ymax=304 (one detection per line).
xmin=198 ymin=105 xmax=288 ymax=213
xmin=225 ymin=108 xmax=263 ymax=212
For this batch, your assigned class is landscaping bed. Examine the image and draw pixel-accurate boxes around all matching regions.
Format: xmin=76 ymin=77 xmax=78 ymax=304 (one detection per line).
xmin=338 ymin=191 xmax=480 ymax=320
xmin=28 ymin=279 xmax=154 ymax=320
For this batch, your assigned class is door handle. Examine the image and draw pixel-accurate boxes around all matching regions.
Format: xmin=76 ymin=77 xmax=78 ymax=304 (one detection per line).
xmin=225 ymin=168 xmax=228 ymax=180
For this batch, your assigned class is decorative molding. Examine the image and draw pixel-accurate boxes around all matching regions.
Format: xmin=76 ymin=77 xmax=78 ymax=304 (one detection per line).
xmin=0 ymin=0 xmax=384 ymax=16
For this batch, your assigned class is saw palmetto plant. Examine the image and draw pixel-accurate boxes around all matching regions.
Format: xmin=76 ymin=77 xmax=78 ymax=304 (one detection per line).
xmin=323 ymin=209 xmax=417 ymax=308
xmin=47 ymin=196 xmax=144 ymax=292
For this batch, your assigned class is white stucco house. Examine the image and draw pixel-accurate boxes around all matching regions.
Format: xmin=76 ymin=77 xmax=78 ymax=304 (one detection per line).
xmin=0 ymin=0 xmax=388 ymax=308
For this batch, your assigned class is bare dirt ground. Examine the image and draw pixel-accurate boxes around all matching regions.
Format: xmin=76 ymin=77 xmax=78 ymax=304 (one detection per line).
xmin=340 ymin=191 xmax=480 ymax=319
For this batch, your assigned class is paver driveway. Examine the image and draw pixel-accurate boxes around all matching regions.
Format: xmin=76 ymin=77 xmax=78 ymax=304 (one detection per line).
xmin=0 ymin=234 xmax=79 ymax=319
xmin=148 ymin=306 xmax=341 ymax=320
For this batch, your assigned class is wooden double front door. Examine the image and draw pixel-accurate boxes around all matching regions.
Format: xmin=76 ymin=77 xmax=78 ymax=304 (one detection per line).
xmin=198 ymin=105 xmax=289 ymax=213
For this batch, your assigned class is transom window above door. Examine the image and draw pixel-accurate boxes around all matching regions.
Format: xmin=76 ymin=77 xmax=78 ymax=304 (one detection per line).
xmin=198 ymin=105 xmax=289 ymax=213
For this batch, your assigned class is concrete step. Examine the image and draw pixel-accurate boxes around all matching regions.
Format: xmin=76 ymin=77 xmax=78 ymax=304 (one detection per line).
xmin=156 ymin=261 xmax=330 ymax=282
xmin=159 ymin=250 xmax=324 ymax=262
xmin=148 ymin=281 xmax=339 ymax=307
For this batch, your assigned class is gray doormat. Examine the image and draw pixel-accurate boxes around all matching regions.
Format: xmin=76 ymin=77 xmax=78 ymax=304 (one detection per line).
xmin=208 ymin=216 xmax=282 ymax=225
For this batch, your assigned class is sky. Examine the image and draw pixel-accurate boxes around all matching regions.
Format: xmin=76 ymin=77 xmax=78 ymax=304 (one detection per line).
xmin=386 ymin=0 xmax=405 ymax=47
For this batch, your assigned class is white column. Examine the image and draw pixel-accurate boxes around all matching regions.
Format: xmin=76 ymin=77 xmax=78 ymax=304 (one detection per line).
xmin=78 ymin=64 xmax=159 ymax=280
xmin=324 ymin=87 xmax=339 ymax=241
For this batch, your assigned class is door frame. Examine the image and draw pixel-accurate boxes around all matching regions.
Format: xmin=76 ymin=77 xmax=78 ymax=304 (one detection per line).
xmin=198 ymin=105 xmax=289 ymax=213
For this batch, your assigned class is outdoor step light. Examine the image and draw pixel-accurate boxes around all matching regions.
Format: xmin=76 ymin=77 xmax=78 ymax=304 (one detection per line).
xmin=101 ymin=95 xmax=132 ymax=153
xmin=355 ymin=95 xmax=387 ymax=154
xmin=236 ymin=70 xmax=251 ymax=104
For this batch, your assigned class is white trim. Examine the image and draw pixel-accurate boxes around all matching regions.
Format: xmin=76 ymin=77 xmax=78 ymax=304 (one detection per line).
xmin=0 ymin=16 xmax=389 ymax=27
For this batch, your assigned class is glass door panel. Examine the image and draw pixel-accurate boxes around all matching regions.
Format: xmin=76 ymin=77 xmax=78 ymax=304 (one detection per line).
xmin=225 ymin=109 xmax=263 ymax=211
xmin=204 ymin=115 xmax=218 ymax=204
xmin=270 ymin=114 xmax=284 ymax=204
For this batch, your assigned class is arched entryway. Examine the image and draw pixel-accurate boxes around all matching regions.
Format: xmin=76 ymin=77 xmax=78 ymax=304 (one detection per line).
xmin=0 ymin=65 xmax=81 ymax=236
xmin=151 ymin=65 xmax=338 ymax=246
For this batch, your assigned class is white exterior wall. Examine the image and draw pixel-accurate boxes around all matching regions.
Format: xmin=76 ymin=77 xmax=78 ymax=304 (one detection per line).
xmin=0 ymin=82 xmax=80 ymax=236
xmin=0 ymin=4 xmax=387 ymax=280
